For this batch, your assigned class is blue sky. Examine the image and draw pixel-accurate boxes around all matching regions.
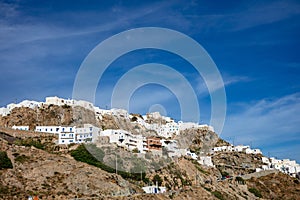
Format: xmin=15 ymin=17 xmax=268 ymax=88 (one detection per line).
xmin=0 ymin=0 xmax=299 ymax=162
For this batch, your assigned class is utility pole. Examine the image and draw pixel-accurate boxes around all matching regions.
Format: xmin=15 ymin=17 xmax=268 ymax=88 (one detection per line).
xmin=116 ymin=153 xmax=117 ymax=174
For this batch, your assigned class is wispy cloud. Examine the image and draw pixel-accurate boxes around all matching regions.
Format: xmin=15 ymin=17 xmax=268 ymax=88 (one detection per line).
xmin=222 ymin=93 xmax=300 ymax=161
xmin=189 ymin=0 xmax=300 ymax=33
xmin=197 ymin=74 xmax=250 ymax=96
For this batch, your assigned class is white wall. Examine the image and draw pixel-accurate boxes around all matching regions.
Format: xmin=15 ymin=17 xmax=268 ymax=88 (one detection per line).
xmin=12 ymin=125 xmax=29 ymax=131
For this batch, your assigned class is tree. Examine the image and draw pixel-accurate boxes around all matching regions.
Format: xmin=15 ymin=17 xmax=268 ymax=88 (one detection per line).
xmin=152 ymin=174 xmax=163 ymax=186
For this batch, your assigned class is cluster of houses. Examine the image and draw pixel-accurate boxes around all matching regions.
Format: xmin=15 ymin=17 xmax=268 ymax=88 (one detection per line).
xmin=132 ymin=112 xmax=214 ymax=138
xmin=211 ymin=144 xmax=300 ymax=178
xmin=257 ymin=156 xmax=300 ymax=178
xmin=0 ymin=96 xmax=94 ymax=116
xmin=212 ymin=145 xmax=262 ymax=155
xmin=4 ymin=96 xmax=299 ymax=179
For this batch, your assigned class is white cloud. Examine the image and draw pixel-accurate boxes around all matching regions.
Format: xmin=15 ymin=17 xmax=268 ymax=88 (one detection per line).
xmin=197 ymin=74 xmax=250 ymax=96
xmin=222 ymin=93 xmax=300 ymax=161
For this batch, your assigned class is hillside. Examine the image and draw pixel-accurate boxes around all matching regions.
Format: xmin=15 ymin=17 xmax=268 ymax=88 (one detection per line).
xmin=0 ymin=102 xmax=300 ymax=199
xmin=0 ymin=127 xmax=299 ymax=199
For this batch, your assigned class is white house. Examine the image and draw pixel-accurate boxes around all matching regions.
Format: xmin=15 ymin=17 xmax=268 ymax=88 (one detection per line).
xmin=35 ymin=126 xmax=75 ymax=134
xmin=0 ymin=107 xmax=10 ymax=116
xmin=45 ymin=96 xmax=67 ymax=106
xmin=234 ymin=145 xmax=250 ymax=152
xmin=161 ymin=121 xmax=179 ymax=136
xmin=186 ymin=150 xmax=198 ymax=160
xmin=75 ymin=124 xmax=100 ymax=143
xmin=262 ymin=157 xmax=270 ymax=164
xmin=35 ymin=124 xmax=100 ymax=145
xmin=178 ymin=121 xmax=198 ymax=130
xmin=45 ymin=96 xmax=94 ymax=111
xmin=198 ymin=156 xmax=214 ymax=167
xmin=142 ymin=186 xmax=166 ymax=194
xmin=245 ymin=148 xmax=262 ymax=154
xmin=212 ymin=145 xmax=233 ymax=152
xmin=59 ymin=131 xmax=76 ymax=144
xmin=12 ymin=125 xmax=29 ymax=131
xmin=100 ymin=129 xmax=148 ymax=153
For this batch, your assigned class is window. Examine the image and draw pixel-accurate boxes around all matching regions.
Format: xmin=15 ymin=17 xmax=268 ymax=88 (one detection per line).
xmin=70 ymin=140 xmax=73 ymax=143
xmin=45 ymin=128 xmax=47 ymax=131
xmin=62 ymin=128 xmax=65 ymax=132
xmin=70 ymin=127 xmax=72 ymax=131
xmin=56 ymin=128 xmax=59 ymax=132
xmin=62 ymin=140 xmax=64 ymax=143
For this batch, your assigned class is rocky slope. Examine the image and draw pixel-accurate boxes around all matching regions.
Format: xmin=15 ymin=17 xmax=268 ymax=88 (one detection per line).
xmin=1 ymin=128 xmax=300 ymax=199
xmin=0 ymin=135 xmax=141 ymax=199
xmin=0 ymin=105 xmax=97 ymax=130
xmin=1 ymin=106 xmax=300 ymax=199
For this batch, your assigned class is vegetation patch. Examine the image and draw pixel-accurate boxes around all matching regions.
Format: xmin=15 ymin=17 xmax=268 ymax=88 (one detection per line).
xmin=248 ymin=187 xmax=263 ymax=198
xmin=211 ymin=190 xmax=225 ymax=200
xmin=235 ymin=176 xmax=245 ymax=184
xmin=15 ymin=154 xmax=30 ymax=163
xmin=14 ymin=138 xmax=45 ymax=150
xmin=0 ymin=151 xmax=13 ymax=169
xmin=70 ymin=144 xmax=147 ymax=182
xmin=192 ymin=160 xmax=208 ymax=175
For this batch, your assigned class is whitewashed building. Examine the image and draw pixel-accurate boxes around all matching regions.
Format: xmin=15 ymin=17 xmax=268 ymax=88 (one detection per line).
xmin=45 ymin=96 xmax=94 ymax=111
xmin=142 ymin=186 xmax=166 ymax=194
xmin=100 ymin=129 xmax=148 ymax=153
xmin=178 ymin=121 xmax=198 ymax=130
xmin=198 ymin=156 xmax=214 ymax=167
xmin=36 ymin=124 xmax=99 ymax=145
xmin=234 ymin=145 xmax=250 ymax=152
xmin=245 ymin=148 xmax=262 ymax=154
xmin=75 ymin=124 xmax=100 ymax=143
xmin=186 ymin=150 xmax=198 ymax=160
xmin=12 ymin=125 xmax=29 ymax=131
xmin=0 ymin=107 xmax=10 ymax=116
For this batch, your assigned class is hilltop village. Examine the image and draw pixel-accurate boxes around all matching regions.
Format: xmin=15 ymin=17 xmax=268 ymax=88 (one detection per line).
xmin=1 ymin=96 xmax=299 ymax=180
xmin=0 ymin=96 xmax=300 ymax=199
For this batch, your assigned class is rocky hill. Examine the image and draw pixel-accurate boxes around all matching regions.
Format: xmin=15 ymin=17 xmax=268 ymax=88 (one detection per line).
xmin=0 ymin=105 xmax=97 ymax=130
xmin=0 ymin=127 xmax=300 ymax=199
xmin=0 ymin=104 xmax=300 ymax=199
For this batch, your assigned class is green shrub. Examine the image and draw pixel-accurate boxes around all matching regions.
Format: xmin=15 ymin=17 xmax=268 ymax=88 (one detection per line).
xmin=220 ymin=171 xmax=229 ymax=177
xmin=15 ymin=155 xmax=30 ymax=163
xmin=14 ymin=139 xmax=44 ymax=150
xmin=235 ymin=176 xmax=245 ymax=184
xmin=0 ymin=151 xmax=13 ymax=169
xmin=212 ymin=190 xmax=225 ymax=200
xmin=249 ymin=187 xmax=262 ymax=198
xmin=132 ymin=148 xmax=139 ymax=153
xmin=152 ymin=174 xmax=163 ymax=186
xmin=70 ymin=144 xmax=145 ymax=181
